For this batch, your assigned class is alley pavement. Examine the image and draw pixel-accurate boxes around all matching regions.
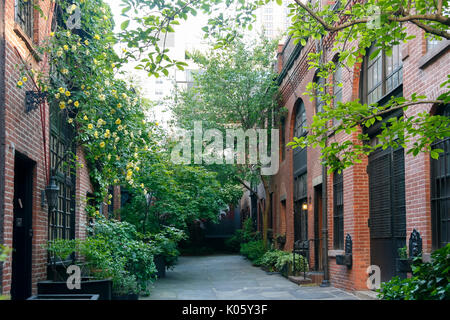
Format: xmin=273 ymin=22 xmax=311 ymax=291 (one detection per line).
xmin=142 ymin=254 xmax=359 ymax=300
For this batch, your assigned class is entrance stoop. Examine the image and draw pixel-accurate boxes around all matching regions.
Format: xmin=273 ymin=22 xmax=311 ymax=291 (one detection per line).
xmin=288 ymin=271 xmax=324 ymax=285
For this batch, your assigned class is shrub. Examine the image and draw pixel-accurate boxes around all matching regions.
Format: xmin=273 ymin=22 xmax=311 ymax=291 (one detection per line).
xmin=259 ymin=250 xmax=286 ymax=272
xmin=224 ymin=229 xmax=243 ymax=252
xmin=378 ymin=243 xmax=450 ymax=300
xmin=240 ymin=240 xmax=267 ymax=265
xmin=142 ymin=226 xmax=187 ymax=269
xmin=275 ymin=252 xmax=309 ymax=274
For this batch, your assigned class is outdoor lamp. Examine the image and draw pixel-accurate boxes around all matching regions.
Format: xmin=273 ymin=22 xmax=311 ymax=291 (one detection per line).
xmin=302 ymin=203 xmax=308 ymax=211
xmin=45 ymin=176 xmax=59 ymax=211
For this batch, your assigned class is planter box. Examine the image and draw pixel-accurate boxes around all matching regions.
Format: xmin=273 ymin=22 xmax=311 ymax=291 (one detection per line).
xmin=37 ymin=278 xmax=112 ymax=300
xmin=396 ymin=258 xmax=412 ymax=273
xmin=154 ymin=255 xmax=166 ymax=278
xmin=112 ymin=293 xmax=139 ymax=300
xmin=336 ymin=254 xmax=352 ymax=268
xmin=28 ymin=294 xmax=99 ymax=300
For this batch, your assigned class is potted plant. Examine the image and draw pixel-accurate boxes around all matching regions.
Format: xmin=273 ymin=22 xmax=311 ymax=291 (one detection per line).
xmin=396 ymin=246 xmax=412 ymax=273
xmin=38 ymin=238 xmax=113 ymax=300
xmin=111 ymin=272 xmax=140 ymax=300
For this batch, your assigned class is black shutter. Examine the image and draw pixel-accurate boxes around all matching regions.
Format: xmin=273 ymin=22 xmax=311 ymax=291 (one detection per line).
xmin=368 ymin=149 xmax=392 ymax=239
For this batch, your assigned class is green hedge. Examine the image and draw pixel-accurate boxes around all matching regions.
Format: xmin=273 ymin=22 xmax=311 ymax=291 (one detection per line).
xmin=378 ymin=244 xmax=450 ymax=300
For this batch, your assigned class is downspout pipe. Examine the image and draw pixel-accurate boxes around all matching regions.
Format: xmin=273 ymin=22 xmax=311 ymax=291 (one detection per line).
xmin=0 ymin=0 xmax=6 ymax=295
xmin=318 ymin=36 xmax=330 ymax=287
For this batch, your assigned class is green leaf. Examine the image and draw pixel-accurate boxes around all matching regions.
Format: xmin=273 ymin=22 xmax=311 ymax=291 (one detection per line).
xmin=121 ymin=20 xmax=130 ymax=30
xmin=276 ymin=0 xmax=283 ymax=5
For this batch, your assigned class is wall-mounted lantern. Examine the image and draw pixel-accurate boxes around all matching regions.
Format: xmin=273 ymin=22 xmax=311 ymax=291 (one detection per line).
xmin=302 ymin=202 xmax=308 ymax=211
xmin=45 ymin=176 xmax=59 ymax=212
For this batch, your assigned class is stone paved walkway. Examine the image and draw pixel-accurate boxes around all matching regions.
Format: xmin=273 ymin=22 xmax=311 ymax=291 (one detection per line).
xmin=142 ymin=254 xmax=359 ymax=300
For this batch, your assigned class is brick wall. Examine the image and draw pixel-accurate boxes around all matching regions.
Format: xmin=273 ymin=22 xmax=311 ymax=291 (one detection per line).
xmin=0 ymin=0 xmax=93 ymax=296
xmin=269 ymin=17 xmax=450 ymax=293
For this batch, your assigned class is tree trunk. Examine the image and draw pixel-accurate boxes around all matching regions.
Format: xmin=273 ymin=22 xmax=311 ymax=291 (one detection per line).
xmin=261 ymin=176 xmax=271 ymax=249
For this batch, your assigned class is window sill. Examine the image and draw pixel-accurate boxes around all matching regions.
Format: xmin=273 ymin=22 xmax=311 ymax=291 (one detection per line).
xmin=328 ymin=249 xmax=344 ymax=257
xmin=418 ymin=40 xmax=450 ymax=70
xmin=13 ymin=23 xmax=41 ymax=62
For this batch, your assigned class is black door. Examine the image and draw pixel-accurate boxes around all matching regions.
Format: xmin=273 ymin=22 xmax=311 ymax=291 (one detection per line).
xmin=294 ymin=173 xmax=307 ymax=242
xmin=11 ymin=154 xmax=34 ymax=300
xmin=368 ymin=146 xmax=406 ymax=283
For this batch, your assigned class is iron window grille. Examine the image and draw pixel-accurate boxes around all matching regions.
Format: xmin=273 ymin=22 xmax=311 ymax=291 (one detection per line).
xmin=15 ymin=0 xmax=34 ymax=40
xmin=431 ymin=104 xmax=450 ymax=249
xmin=333 ymin=171 xmax=344 ymax=249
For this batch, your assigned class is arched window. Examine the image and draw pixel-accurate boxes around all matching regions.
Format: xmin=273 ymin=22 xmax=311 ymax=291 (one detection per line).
xmin=431 ymin=104 xmax=450 ymax=249
xmin=294 ymin=99 xmax=307 ymax=138
xmin=364 ymin=44 xmax=403 ymax=105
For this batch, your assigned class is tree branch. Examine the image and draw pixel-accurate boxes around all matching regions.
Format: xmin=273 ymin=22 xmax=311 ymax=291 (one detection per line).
xmin=293 ymin=0 xmax=450 ymax=39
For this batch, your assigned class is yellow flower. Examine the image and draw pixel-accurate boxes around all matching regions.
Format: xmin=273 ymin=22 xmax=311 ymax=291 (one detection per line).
xmin=98 ymin=94 xmax=105 ymax=101
xmin=94 ymin=131 xmax=99 ymax=138
xmin=111 ymin=63 xmax=115 ymax=68
xmin=74 ymin=101 xmax=79 ymax=107
xmin=115 ymin=118 xmax=121 ymax=125
xmin=65 ymin=90 xmax=71 ymax=96
xmin=88 ymin=124 xmax=94 ymax=129
xmin=155 ymin=122 xmax=159 ymax=126
xmin=116 ymin=155 xmax=120 ymax=160
xmin=117 ymin=103 xmax=122 ymax=108
xmin=135 ymin=166 xmax=139 ymax=171
xmin=83 ymin=115 xmax=88 ymax=120
xmin=108 ymin=194 xmax=113 ymax=199
xmin=59 ymin=101 xmax=66 ymax=109
xmin=104 ymin=129 xmax=111 ymax=138
xmin=140 ymin=183 xmax=145 ymax=188
xmin=50 ymin=32 xmax=55 ymax=37
xmin=22 ymin=76 xmax=28 ymax=82
xmin=56 ymin=49 xmax=63 ymax=57
xmin=114 ymin=179 xmax=119 ymax=184
xmin=63 ymin=45 xmax=69 ymax=51
xmin=67 ymin=118 xmax=73 ymax=124
xmin=117 ymin=125 xmax=123 ymax=131
xmin=58 ymin=87 xmax=65 ymax=93
xmin=81 ymin=84 xmax=85 ymax=90
xmin=122 ymin=48 xmax=127 ymax=53
xmin=17 ymin=81 xmax=23 ymax=86
xmin=94 ymin=34 xmax=100 ymax=40
xmin=61 ymin=68 xmax=69 ymax=75
xmin=66 ymin=30 xmax=71 ymax=37
xmin=55 ymin=93 xmax=60 ymax=99
xmin=84 ymin=39 xmax=89 ymax=45
xmin=99 ymin=141 xmax=105 ymax=148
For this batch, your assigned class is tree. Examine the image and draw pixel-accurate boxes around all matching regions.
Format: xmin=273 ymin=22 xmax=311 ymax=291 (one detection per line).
xmin=285 ymin=0 xmax=450 ymax=173
xmin=169 ymin=36 xmax=280 ymax=247
xmin=118 ymin=0 xmax=450 ymax=173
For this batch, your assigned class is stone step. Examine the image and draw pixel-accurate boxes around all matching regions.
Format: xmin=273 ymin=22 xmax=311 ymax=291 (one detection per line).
xmin=288 ymin=276 xmax=313 ymax=285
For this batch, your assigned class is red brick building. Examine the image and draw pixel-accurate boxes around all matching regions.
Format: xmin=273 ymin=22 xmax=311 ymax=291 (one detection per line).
xmin=0 ymin=0 xmax=97 ymax=299
xmin=251 ymin=0 xmax=449 ymax=293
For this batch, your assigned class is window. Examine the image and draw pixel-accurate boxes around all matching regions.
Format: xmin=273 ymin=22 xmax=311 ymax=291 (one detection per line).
xmin=49 ymin=106 xmax=76 ymax=241
xmin=294 ymin=100 xmax=307 ymax=138
xmin=315 ymin=75 xmax=326 ymax=114
xmin=431 ymin=104 xmax=450 ymax=249
xmin=365 ymin=44 xmax=403 ymax=105
xmin=333 ymin=171 xmax=344 ymax=249
xmin=333 ymin=62 xmax=342 ymax=107
xmin=427 ymin=37 xmax=443 ymax=52
xmin=15 ymin=0 xmax=34 ymax=39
